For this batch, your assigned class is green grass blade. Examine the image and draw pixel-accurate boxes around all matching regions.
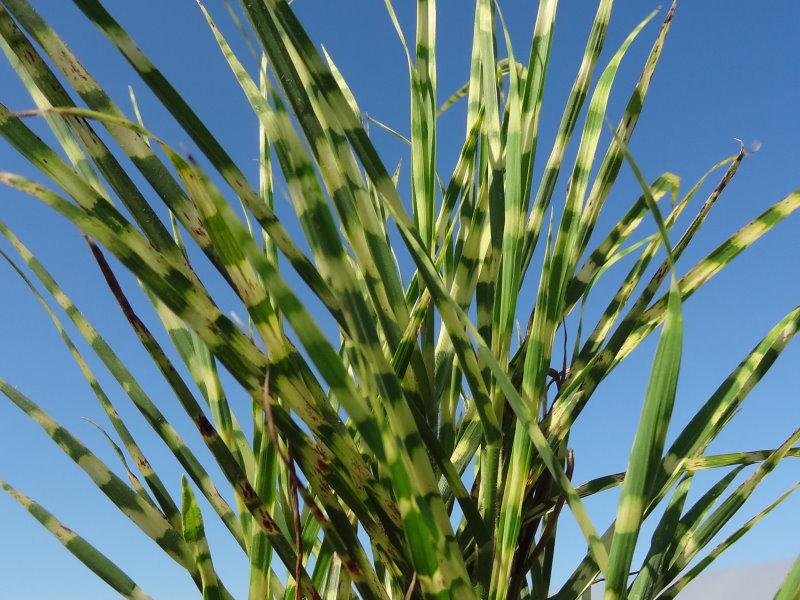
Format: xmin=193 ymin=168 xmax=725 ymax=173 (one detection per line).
xmin=625 ymin=474 xmax=693 ymax=600
xmin=477 ymin=331 xmax=611 ymax=574
xmin=147 ymin=288 xmax=254 ymax=533
xmin=411 ymin=0 xmax=437 ymax=251
xmin=626 ymin=189 xmax=800 ymax=359
xmin=659 ymin=480 xmax=800 ymax=600
xmin=0 ymin=215 xmax=248 ymax=549
xmin=211 ymin=3 xmax=412 ymax=358
xmin=666 ymin=426 xmax=800 ymax=580
xmin=181 ymin=477 xmax=225 ymax=600
xmin=575 ymin=3 xmax=677 ymax=260
xmin=1 ymin=2 xmax=796 ymax=599
xmin=684 ymin=448 xmax=800 ymax=471
xmin=548 ymin=8 xmax=657 ymax=314
xmin=555 ymin=299 xmax=800 ymax=598
xmin=248 ymin=410 xmax=278 ymax=600
xmin=71 ymin=0 xmax=341 ymax=321
xmin=518 ymin=0 xmax=558 ymax=210
xmin=492 ymin=1 xmax=524 ymax=365
xmin=0 ymin=2 xmax=179 ymax=254
xmin=0 ymin=480 xmax=153 ymax=599
xmin=567 ymin=169 xmax=678 ymax=311
xmin=0 ymin=382 xmax=196 ymax=574
xmin=548 ymin=150 xmax=746 ymax=444
xmin=774 ymin=553 xmax=800 ymax=600
xmin=603 ymin=283 xmax=682 ymax=600
xmin=184 ymin=14 xmax=419 ymax=543
xmin=659 ymin=304 xmax=800 ymax=485
xmin=0 ymin=33 xmax=107 ymax=198
xmin=0 ymin=240 xmax=181 ymax=529
xmin=603 ymin=120 xmax=684 ymax=600
xmin=84 ymin=241 xmax=326 ymax=600
xmin=521 ymin=0 xmax=614 ymax=264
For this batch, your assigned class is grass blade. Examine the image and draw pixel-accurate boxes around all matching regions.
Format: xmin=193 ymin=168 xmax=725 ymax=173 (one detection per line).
xmin=0 ymin=480 xmax=153 ymax=600
xmin=774 ymin=553 xmax=800 ymax=600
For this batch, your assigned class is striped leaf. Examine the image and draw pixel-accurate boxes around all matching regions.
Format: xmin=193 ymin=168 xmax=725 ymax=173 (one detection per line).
xmin=0 ymin=480 xmax=153 ymax=600
xmin=0 ymin=1 xmax=796 ymax=598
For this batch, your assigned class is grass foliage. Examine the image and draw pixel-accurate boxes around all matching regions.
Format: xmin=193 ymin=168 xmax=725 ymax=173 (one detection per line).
xmin=0 ymin=0 xmax=798 ymax=598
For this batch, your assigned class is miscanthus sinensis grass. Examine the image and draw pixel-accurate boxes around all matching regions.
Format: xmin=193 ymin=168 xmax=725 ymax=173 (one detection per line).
xmin=0 ymin=1 xmax=799 ymax=598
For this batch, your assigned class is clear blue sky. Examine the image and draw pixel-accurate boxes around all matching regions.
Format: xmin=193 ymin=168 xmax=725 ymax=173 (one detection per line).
xmin=1 ymin=1 xmax=799 ymax=598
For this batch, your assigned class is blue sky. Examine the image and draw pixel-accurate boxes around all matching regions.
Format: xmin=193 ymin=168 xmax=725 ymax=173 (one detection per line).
xmin=1 ymin=1 xmax=799 ymax=598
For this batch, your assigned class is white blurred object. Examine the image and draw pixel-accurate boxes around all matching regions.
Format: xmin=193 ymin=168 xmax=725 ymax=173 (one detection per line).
xmin=588 ymin=560 xmax=793 ymax=599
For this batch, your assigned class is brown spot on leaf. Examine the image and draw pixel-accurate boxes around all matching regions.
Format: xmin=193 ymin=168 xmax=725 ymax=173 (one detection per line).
xmin=312 ymin=444 xmax=330 ymax=474
xmin=238 ymin=482 xmax=258 ymax=504
xmin=259 ymin=511 xmax=280 ymax=534
xmin=344 ymin=558 xmax=363 ymax=578
xmin=196 ymin=414 xmax=215 ymax=438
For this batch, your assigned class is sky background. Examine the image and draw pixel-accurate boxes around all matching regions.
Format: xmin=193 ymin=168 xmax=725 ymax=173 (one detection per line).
xmin=1 ymin=1 xmax=799 ymax=598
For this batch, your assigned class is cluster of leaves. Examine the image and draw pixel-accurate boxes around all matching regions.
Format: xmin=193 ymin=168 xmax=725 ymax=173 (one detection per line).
xmin=0 ymin=0 xmax=798 ymax=598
